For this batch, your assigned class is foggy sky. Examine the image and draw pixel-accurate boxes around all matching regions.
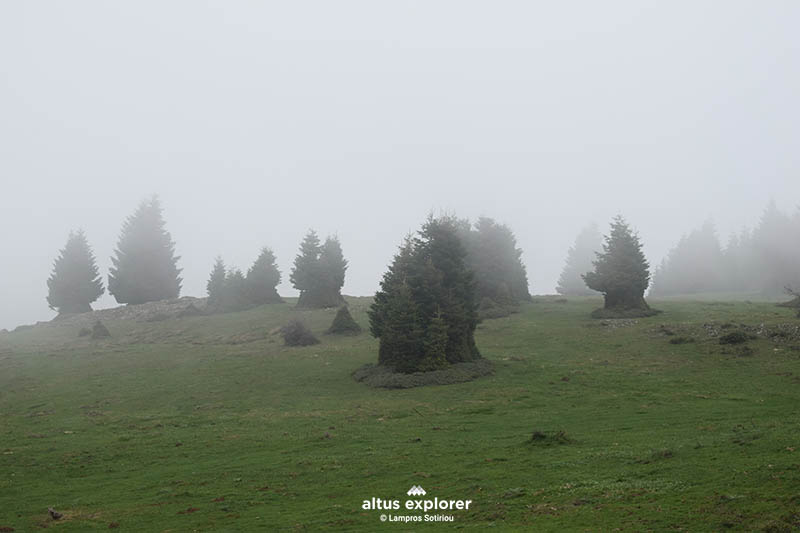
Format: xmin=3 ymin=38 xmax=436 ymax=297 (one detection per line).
xmin=2 ymin=2 xmax=799 ymax=330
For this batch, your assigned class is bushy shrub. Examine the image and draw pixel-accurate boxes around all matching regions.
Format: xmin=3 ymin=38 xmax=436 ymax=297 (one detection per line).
xmin=281 ymin=319 xmax=320 ymax=346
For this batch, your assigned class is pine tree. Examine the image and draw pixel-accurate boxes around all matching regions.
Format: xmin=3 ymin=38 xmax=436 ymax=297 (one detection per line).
xmin=220 ymin=268 xmax=249 ymax=312
xmin=583 ymin=216 xmax=656 ymax=316
xmin=317 ymin=236 xmax=347 ymax=306
xmin=290 ymin=230 xmax=347 ymax=308
xmin=649 ymin=221 xmax=724 ymax=296
xmin=46 ymin=230 xmax=104 ymax=314
xmin=246 ymin=247 xmax=283 ymax=304
xmin=461 ymin=217 xmax=530 ymax=310
xmin=206 ymin=257 xmax=226 ymax=306
xmin=557 ymin=224 xmax=602 ymax=296
xmin=108 ymin=196 xmax=182 ymax=304
xmin=369 ymin=216 xmax=480 ymax=373
xmin=327 ymin=305 xmax=362 ymax=335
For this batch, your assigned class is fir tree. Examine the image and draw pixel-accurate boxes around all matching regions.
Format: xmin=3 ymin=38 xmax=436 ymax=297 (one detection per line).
xmin=316 ymin=236 xmax=347 ymax=307
xmin=583 ymin=216 xmax=656 ymax=316
xmin=206 ymin=257 xmax=226 ymax=306
xmin=246 ymin=247 xmax=283 ymax=304
xmin=369 ymin=216 xmax=480 ymax=373
xmin=557 ymin=224 xmax=602 ymax=296
xmin=46 ymin=230 xmax=104 ymax=314
xmin=290 ymin=230 xmax=347 ymax=308
xmin=108 ymin=196 xmax=182 ymax=305
xmin=290 ymin=230 xmax=321 ymax=300
xmin=327 ymin=305 xmax=362 ymax=335
xmin=220 ymin=268 xmax=249 ymax=312
xmin=461 ymin=217 xmax=530 ymax=311
xmin=649 ymin=221 xmax=724 ymax=296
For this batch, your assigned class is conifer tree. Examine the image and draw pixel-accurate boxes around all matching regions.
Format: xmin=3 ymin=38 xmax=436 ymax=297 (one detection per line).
xmin=583 ymin=216 xmax=656 ymax=316
xmin=290 ymin=230 xmax=321 ymax=300
xmin=317 ymin=236 xmax=347 ymax=306
xmin=108 ymin=196 xmax=182 ymax=304
xmin=649 ymin=221 xmax=724 ymax=296
xmin=206 ymin=257 xmax=226 ymax=306
xmin=557 ymin=224 xmax=602 ymax=296
xmin=220 ymin=268 xmax=249 ymax=312
xmin=46 ymin=230 xmax=104 ymax=314
xmin=290 ymin=230 xmax=347 ymax=308
xmin=369 ymin=216 xmax=480 ymax=373
xmin=461 ymin=217 xmax=530 ymax=310
xmin=246 ymin=247 xmax=283 ymax=304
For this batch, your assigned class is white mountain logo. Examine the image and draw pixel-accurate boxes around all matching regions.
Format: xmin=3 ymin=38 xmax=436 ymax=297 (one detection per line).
xmin=407 ymin=485 xmax=427 ymax=496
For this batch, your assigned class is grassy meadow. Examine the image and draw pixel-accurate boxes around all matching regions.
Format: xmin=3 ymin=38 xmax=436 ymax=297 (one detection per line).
xmin=1 ymin=297 xmax=799 ymax=531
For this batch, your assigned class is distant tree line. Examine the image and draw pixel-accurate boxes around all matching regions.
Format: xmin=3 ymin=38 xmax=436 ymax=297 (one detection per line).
xmin=650 ymin=201 xmax=800 ymax=297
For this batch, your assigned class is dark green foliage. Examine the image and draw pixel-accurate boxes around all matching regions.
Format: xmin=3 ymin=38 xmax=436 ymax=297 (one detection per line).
xmin=369 ymin=216 xmax=480 ymax=374
xmin=281 ymin=318 xmax=320 ymax=346
xmin=583 ymin=216 xmax=655 ymax=316
xmin=557 ymin=224 xmax=602 ymax=296
xmin=246 ymin=248 xmax=283 ymax=304
xmin=418 ymin=312 xmax=448 ymax=371
xmin=669 ymin=336 xmax=694 ymax=345
xmin=326 ymin=306 xmax=362 ymax=335
xmin=290 ymin=231 xmax=347 ymax=308
xmin=91 ymin=320 xmax=110 ymax=339
xmin=719 ymin=331 xmax=750 ymax=345
xmin=108 ymin=196 xmax=182 ymax=305
xmin=459 ymin=217 xmax=530 ymax=312
xmin=206 ymin=257 xmax=226 ymax=306
xmin=46 ymin=230 xmax=104 ymax=314
xmin=78 ymin=327 xmax=91 ymax=337
xmin=352 ymin=359 xmax=494 ymax=389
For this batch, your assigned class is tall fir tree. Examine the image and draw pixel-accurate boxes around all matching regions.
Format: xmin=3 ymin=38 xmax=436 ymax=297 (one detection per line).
xmin=557 ymin=224 xmax=602 ymax=296
xmin=583 ymin=216 xmax=655 ymax=316
xmin=649 ymin=221 xmax=724 ymax=296
xmin=369 ymin=216 xmax=480 ymax=373
xmin=246 ymin=247 xmax=283 ymax=304
xmin=317 ymin=236 xmax=347 ymax=306
xmin=290 ymin=230 xmax=347 ymax=308
xmin=206 ymin=257 xmax=226 ymax=306
xmin=47 ymin=230 xmax=105 ymax=314
xmin=460 ymin=217 xmax=530 ymax=309
xmin=108 ymin=196 xmax=182 ymax=305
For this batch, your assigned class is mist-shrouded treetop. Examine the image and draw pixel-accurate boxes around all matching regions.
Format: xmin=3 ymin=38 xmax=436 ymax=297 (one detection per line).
xmin=649 ymin=220 xmax=724 ymax=297
xmin=557 ymin=224 xmax=602 ymax=296
xmin=46 ymin=230 xmax=104 ymax=315
xmin=246 ymin=247 xmax=283 ymax=305
xmin=460 ymin=217 xmax=530 ymax=311
xmin=108 ymin=196 xmax=182 ymax=305
xmin=583 ymin=216 xmax=655 ymax=316
xmin=369 ymin=215 xmax=480 ymax=373
xmin=290 ymin=230 xmax=347 ymax=308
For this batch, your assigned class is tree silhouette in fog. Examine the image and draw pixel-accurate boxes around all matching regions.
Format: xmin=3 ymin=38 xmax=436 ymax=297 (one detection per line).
xmin=47 ymin=230 xmax=104 ymax=314
xmin=290 ymin=230 xmax=347 ymax=308
xmin=108 ymin=196 xmax=182 ymax=305
xmin=557 ymin=224 xmax=602 ymax=296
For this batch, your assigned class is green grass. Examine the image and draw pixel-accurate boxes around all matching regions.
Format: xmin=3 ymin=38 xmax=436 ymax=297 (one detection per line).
xmin=1 ymin=297 xmax=800 ymax=531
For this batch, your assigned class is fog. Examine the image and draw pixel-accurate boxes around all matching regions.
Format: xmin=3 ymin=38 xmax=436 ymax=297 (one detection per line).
xmin=2 ymin=2 xmax=799 ymax=330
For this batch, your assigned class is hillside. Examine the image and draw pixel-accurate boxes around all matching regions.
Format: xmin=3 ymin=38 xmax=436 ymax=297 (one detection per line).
xmin=1 ymin=297 xmax=799 ymax=531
